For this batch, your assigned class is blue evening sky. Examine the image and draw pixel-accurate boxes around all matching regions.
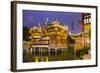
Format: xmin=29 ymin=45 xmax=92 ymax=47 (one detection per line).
xmin=23 ymin=10 xmax=83 ymax=34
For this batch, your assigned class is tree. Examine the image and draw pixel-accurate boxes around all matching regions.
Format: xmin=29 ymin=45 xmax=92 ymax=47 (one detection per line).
xmin=23 ymin=26 xmax=31 ymax=41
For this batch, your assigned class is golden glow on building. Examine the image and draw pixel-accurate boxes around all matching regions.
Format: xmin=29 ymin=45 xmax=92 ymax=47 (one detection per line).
xmin=71 ymin=32 xmax=84 ymax=50
xmin=82 ymin=13 xmax=91 ymax=47
xmin=29 ymin=20 xmax=68 ymax=49
xmin=23 ymin=13 xmax=91 ymax=61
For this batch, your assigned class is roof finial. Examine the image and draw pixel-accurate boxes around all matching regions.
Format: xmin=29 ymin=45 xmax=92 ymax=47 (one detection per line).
xmin=56 ymin=19 xmax=58 ymax=22
xmin=38 ymin=22 xmax=41 ymax=27
xmin=45 ymin=17 xmax=48 ymax=25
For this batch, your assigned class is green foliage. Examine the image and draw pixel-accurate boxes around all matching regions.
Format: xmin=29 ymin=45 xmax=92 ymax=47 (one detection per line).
xmin=23 ymin=26 xmax=31 ymax=41
xmin=75 ymin=46 xmax=90 ymax=59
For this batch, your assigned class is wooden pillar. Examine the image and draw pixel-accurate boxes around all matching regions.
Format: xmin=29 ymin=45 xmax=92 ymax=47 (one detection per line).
xmin=55 ymin=48 xmax=57 ymax=56
xmin=26 ymin=48 xmax=29 ymax=54
xmin=48 ymin=48 xmax=50 ymax=56
xmin=39 ymin=48 xmax=40 ymax=56
xmin=61 ymin=48 xmax=63 ymax=55
xmin=33 ymin=48 xmax=35 ymax=56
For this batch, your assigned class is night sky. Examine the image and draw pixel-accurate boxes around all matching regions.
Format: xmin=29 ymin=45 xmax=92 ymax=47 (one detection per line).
xmin=23 ymin=10 xmax=83 ymax=34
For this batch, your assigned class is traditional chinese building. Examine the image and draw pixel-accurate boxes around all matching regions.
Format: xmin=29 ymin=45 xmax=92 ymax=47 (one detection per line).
xmin=26 ymin=19 xmax=69 ymax=56
xmin=70 ymin=32 xmax=84 ymax=50
xmin=82 ymin=13 xmax=91 ymax=48
xmin=23 ymin=13 xmax=91 ymax=61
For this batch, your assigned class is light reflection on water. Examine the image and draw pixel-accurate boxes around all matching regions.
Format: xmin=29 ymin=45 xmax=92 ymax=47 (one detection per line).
xmin=23 ymin=48 xmax=75 ymax=62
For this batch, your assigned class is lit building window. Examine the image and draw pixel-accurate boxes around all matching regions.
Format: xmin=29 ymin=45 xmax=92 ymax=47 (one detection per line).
xmin=84 ymin=19 xmax=87 ymax=24
xmin=86 ymin=18 xmax=89 ymax=23
xmin=89 ymin=18 xmax=91 ymax=23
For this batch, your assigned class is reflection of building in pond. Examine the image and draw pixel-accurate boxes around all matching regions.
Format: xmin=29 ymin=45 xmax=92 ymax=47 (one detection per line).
xmin=23 ymin=19 xmax=69 ymax=56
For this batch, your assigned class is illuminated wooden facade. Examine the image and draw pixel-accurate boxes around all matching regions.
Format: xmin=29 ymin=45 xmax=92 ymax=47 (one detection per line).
xmin=71 ymin=32 xmax=84 ymax=50
xmin=82 ymin=13 xmax=91 ymax=47
xmin=26 ymin=20 xmax=69 ymax=56
xmin=44 ymin=20 xmax=68 ymax=49
xmin=70 ymin=13 xmax=91 ymax=50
